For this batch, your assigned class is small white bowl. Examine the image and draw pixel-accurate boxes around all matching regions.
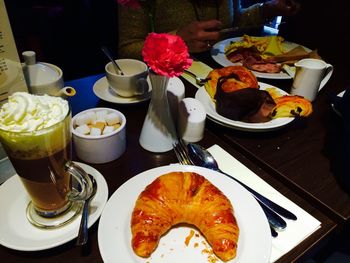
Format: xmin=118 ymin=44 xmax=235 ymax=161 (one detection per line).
xmin=71 ymin=107 xmax=126 ymax=164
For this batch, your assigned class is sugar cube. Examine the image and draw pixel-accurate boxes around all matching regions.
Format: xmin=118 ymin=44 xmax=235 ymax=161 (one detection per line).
xmin=106 ymin=112 xmax=120 ymax=125
xmin=92 ymin=121 xmax=105 ymax=131
xmin=113 ymin=123 xmax=121 ymax=130
xmin=85 ymin=111 xmax=97 ymax=124
xmin=75 ymin=113 xmax=89 ymax=126
xmin=75 ymin=124 xmax=90 ymax=135
xmin=96 ymin=110 xmax=108 ymax=122
xmin=90 ymin=127 xmax=102 ymax=136
xmin=103 ymin=125 xmax=115 ymax=135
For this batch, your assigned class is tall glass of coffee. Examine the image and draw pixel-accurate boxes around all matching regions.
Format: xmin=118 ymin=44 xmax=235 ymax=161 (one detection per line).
xmin=0 ymin=92 xmax=93 ymax=228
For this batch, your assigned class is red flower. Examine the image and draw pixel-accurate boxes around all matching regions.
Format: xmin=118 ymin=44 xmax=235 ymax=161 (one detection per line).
xmin=142 ymin=33 xmax=193 ymax=77
xmin=117 ymin=0 xmax=141 ymax=9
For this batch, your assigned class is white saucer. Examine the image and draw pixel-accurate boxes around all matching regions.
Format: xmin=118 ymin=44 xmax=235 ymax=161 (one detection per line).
xmin=0 ymin=162 xmax=108 ymax=251
xmin=93 ymin=76 xmax=152 ymax=104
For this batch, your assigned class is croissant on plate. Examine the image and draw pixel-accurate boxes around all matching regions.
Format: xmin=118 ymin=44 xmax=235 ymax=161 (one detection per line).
xmin=131 ymin=171 xmax=239 ymax=262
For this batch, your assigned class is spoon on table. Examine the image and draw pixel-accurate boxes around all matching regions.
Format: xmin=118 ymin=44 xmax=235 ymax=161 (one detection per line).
xmin=101 ymin=46 xmax=124 ymax=75
xmin=187 ymin=143 xmax=298 ymax=229
xmin=76 ymin=174 xmax=98 ymax=246
xmin=183 ymin=70 xmax=210 ymax=86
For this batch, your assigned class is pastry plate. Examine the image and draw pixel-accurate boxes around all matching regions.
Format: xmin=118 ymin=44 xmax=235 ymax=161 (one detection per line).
xmin=211 ymin=37 xmax=311 ymax=79
xmin=98 ymin=164 xmax=271 ymax=263
xmin=195 ymin=83 xmax=294 ymax=131
xmin=0 ymin=162 xmax=108 ymax=251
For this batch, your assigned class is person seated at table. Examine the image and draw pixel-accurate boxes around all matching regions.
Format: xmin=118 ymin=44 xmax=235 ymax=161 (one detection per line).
xmin=117 ymin=0 xmax=300 ymax=59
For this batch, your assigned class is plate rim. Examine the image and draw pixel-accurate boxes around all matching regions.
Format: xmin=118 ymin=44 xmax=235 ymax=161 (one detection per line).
xmin=211 ymin=37 xmax=311 ymax=79
xmin=97 ymin=164 xmax=272 ymax=262
xmin=0 ymin=162 xmax=108 ymax=251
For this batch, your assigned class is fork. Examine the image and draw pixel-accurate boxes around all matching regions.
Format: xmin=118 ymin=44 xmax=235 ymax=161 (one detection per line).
xmin=172 ymin=139 xmax=284 ymax=236
xmin=183 ymin=70 xmax=211 ymax=86
xmin=172 ymin=139 xmax=193 ymax=165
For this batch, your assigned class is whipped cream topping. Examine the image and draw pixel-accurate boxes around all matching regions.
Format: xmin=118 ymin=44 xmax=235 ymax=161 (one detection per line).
xmin=0 ymin=92 xmax=69 ymax=132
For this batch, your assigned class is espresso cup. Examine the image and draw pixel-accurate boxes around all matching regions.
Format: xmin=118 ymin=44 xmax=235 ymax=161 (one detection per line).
xmin=0 ymin=93 xmax=93 ymax=228
xmin=105 ymin=59 xmax=149 ymax=97
xmin=291 ymin=58 xmax=333 ymax=101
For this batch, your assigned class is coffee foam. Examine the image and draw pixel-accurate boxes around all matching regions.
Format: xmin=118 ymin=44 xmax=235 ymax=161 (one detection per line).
xmin=0 ymin=92 xmax=69 ymax=132
xmin=0 ymin=92 xmax=70 ymax=159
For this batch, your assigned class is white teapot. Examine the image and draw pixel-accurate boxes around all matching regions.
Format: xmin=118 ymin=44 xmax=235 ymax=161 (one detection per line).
xmin=22 ymin=51 xmax=76 ymax=98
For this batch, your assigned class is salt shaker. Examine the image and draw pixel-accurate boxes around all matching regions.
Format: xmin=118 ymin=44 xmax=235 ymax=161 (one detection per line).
xmin=177 ymin=98 xmax=206 ymax=142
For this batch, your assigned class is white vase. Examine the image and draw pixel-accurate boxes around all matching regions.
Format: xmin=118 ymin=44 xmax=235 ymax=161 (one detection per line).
xmin=139 ymin=71 xmax=177 ymax=152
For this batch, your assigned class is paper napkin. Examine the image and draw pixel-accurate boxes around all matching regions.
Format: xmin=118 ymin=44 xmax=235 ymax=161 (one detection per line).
xmin=207 ymin=144 xmax=321 ymax=262
xmin=181 ymin=61 xmax=213 ymax=89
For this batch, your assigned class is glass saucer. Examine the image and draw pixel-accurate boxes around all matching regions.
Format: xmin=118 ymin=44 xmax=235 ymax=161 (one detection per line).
xmin=26 ymin=201 xmax=83 ymax=229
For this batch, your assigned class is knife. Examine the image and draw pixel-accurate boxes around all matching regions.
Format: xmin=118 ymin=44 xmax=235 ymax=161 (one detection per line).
xmin=258 ymin=198 xmax=287 ymax=230
xmin=217 ymin=168 xmax=297 ymax=221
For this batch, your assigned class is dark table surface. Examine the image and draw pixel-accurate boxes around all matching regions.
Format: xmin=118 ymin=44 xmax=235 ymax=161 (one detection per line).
xmin=194 ymin=52 xmax=350 ymax=226
xmin=1 ymin=53 xmax=348 ymax=262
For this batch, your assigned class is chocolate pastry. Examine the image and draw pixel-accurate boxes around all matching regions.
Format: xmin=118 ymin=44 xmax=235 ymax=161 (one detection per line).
xmin=214 ymin=74 xmax=276 ymax=123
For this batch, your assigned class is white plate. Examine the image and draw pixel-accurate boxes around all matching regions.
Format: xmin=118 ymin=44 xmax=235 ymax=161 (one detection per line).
xmin=0 ymin=162 xmax=108 ymax=251
xmin=211 ymin=37 xmax=311 ymax=79
xmin=93 ymin=76 xmax=152 ymax=104
xmin=195 ymin=83 xmax=294 ymax=131
xmin=98 ymin=164 xmax=271 ymax=263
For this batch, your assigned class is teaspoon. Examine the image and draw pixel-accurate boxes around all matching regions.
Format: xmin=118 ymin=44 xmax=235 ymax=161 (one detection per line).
xmin=101 ymin=46 xmax=124 ymax=75
xmin=76 ymin=174 xmax=98 ymax=246
xmin=187 ymin=143 xmax=297 ymax=225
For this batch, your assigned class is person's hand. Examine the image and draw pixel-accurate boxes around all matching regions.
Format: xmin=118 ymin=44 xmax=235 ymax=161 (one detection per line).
xmin=265 ymin=0 xmax=301 ymax=17
xmin=176 ymin=20 xmax=222 ymax=53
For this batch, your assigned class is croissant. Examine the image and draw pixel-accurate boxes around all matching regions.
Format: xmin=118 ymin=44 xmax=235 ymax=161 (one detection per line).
xmin=131 ymin=171 xmax=239 ymax=262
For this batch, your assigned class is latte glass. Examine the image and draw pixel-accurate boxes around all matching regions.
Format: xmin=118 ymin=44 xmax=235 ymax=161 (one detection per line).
xmin=0 ymin=105 xmax=93 ymax=228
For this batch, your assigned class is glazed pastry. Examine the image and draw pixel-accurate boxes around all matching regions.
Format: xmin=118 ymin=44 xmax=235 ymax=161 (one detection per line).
xmin=204 ymin=65 xmax=258 ymax=101
xmin=271 ymin=95 xmax=313 ymax=118
xmin=131 ymin=171 xmax=239 ymax=261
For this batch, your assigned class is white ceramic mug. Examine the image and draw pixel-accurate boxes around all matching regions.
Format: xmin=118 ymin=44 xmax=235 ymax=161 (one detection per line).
xmin=105 ymin=59 xmax=149 ymax=97
xmin=291 ymin=58 xmax=333 ymax=101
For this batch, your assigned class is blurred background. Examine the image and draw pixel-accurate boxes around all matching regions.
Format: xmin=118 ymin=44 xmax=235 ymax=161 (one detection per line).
xmin=5 ymin=0 xmax=348 ymax=81
xmin=5 ymin=0 xmax=118 ymax=81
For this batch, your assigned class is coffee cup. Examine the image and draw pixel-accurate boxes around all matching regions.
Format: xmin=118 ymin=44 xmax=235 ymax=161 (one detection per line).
xmin=105 ymin=59 xmax=149 ymax=97
xmin=291 ymin=58 xmax=333 ymax=101
xmin=0 ymin=92 xmax=93 ymax=228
